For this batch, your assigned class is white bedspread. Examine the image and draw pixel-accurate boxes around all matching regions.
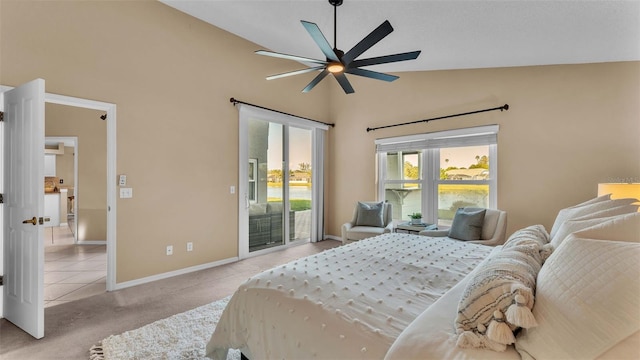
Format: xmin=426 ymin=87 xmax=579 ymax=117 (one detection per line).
xmin=206 ymin=233 xmax=492 ymax=360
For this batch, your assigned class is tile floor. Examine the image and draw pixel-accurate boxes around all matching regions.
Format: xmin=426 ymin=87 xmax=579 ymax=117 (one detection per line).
xmin=44 ymin=223 xmax=106 ymax=308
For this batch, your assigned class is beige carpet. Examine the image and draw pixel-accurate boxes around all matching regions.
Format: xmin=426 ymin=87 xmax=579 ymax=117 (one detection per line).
xmin=90 ymin=296 xmax=239 ymax=360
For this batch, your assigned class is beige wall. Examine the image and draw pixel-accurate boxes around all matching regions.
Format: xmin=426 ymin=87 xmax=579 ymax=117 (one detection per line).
xmin=46 ymin=104 xmax=107 ymax=241
xmin=326 ymin=62 xmax=640 ymax=236
xmin=57 ymin=146 xmax=75 ymax=189
xmin=1 ymin=0 xmax=330 ymax=283
xmin=2 ymin=1 xmax=638 ymax=284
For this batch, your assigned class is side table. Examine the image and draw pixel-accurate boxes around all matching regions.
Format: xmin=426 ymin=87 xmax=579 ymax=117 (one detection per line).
xmin=395 ymin=222 xmax=438 ymax=235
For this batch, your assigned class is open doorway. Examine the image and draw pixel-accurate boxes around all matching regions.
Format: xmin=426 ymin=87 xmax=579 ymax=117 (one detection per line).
xmin=43 ymin=104 xmax=108 ymax=306
xmin=41 ymin=92 xmax=117 ymax=295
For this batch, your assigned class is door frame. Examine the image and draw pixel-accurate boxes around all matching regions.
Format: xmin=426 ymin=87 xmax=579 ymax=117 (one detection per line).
xmin=0 ymin=85 xmax=117 ymax=291
xmin=237 ymin=104 xmax=327 ymax=259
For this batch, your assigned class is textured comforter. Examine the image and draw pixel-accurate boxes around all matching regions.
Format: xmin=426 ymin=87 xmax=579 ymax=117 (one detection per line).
xmin=206 ymin=233 xmax=492 ymax=360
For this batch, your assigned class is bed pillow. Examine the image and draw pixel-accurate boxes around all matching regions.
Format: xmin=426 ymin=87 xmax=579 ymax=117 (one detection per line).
xmin=455 ymin=225 xmax=550 ymax=351
xmin=575 ymin=193 xmax=611 ymax=206
xmin=515 ymin=237 xmax=640 ymax=360
xmin=355 ymin=201 xmax=384 ymax=227
xmin=570 ymin=212 xmax=640 ymax=244
xmin=449 ymin=208 xmax=486 ymax=241
xmin=549 ymin=198 xmax=638 ymax=239
xmin=550 ymin=214 xmax=624 ymax=248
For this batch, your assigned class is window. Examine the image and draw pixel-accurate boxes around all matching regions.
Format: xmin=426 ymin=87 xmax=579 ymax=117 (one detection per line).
xmin=377 ymin=125 xmax=498 ymax=226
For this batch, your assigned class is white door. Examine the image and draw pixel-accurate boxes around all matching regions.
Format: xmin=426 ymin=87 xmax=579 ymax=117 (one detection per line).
xmin=3 ymin=79 xmax=46 ymax=339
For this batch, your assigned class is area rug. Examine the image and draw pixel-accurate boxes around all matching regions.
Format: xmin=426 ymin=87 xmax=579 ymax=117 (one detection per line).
xmin=89 ymin=296 xmax=240 ymax=360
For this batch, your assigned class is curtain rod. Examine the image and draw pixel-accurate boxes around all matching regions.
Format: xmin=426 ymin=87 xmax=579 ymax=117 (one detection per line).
xmin=366 ymin=104 xmax=509 ymax=132
xmin=229 ymin=98 xmax=335 ymax=127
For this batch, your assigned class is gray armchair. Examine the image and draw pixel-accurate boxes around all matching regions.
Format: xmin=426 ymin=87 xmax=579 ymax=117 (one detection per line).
xmin=341 ymin=201 xmax=393 ymax=245
xmin=419 ymin=207 xmax=507 ymax=246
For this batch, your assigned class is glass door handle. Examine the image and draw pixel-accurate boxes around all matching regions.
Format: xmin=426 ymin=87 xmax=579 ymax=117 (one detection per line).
xmin=245 ymin=194 xmax=250 ymax=209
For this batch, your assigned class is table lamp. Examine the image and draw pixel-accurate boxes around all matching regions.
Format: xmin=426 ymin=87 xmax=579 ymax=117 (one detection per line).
xmin=597 ymin=182 xmax=640 ymax=201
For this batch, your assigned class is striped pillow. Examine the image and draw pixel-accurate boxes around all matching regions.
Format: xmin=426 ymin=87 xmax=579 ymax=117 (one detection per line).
xmin=455 ymin=225 xmax=550 ymax=351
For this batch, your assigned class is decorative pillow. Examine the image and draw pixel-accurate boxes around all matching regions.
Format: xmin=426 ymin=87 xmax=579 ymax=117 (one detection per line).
xmin=515 ymin=237 xmax=640 ymax=360
xmin=455 ymin=225 xmax=551 ymax=351
xmin=449 ymin=208 xmax=486 ymax=241
xmin=355 ymin=201 xmax=384 ymax=227
xmin=549 ymin=198 xmax=638 ymax=239
xmin=502 ymin=224 xmax=549 ymax=250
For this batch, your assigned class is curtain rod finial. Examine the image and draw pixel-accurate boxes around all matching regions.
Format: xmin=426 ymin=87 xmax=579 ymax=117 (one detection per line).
xmin=503 ymin=104 xmax=509 ymax=111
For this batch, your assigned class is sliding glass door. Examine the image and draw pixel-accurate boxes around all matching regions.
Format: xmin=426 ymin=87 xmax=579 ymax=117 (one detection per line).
xmin=238 ymin=104 xmax=326 ymax=258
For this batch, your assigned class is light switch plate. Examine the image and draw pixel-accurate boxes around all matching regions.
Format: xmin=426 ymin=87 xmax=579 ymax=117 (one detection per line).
xmin=118 ymin=174 xmax=127 ymax=186
xmin=119 ymin=187 xmax=133 ymax=198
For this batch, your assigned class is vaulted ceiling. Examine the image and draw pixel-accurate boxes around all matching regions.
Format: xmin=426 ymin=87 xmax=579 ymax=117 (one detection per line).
xmin=160 ymin=0 xmax=639 ymax=74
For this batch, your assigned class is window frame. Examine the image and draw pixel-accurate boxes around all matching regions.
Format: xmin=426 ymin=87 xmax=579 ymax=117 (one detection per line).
xmin=376 ymin=125 xmax=498 ymax=225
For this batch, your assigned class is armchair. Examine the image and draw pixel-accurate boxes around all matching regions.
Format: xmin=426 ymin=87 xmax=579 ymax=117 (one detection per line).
xmin=419 ymin=207 xmax=507 ymax=246
xmin=341 ymin=201 xmax=393 ymax=245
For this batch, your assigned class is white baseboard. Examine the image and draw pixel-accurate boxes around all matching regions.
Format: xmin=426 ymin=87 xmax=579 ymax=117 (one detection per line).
xmin=324 ymin=235 xmax=341 ymax=241
xmin=112 ymin=256 xmax=239 ymax=291
xmin=77 ymin=240 xmax=106 ymax=245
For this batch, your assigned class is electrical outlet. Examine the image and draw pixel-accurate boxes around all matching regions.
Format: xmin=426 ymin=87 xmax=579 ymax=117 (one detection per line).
xmin=186 ymin=242 xmax=193 ymax=252
xmin=166 ymin=245 xmax=173 ymax=256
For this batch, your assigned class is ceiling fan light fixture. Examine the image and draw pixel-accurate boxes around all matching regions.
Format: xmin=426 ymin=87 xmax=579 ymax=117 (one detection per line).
xmin=327 ymin=62 xmax=345 ymax=73
xmin=257 ymin=0 xmax=421 ymax=94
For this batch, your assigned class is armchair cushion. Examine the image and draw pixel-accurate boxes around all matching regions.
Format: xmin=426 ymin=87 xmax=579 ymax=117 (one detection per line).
xmin=449 ymin=208 xmax=486 ymax=241
xmin=355 ymin=201 xmax=385 ymax=227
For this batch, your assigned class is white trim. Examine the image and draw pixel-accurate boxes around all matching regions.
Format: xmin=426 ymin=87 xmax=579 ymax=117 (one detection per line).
xmin=238 ymin=114 xmax=249 ymax=259
xmin=375 ymin=125 xmax=498 ymax=153
xmin=44 ymin=93 xmax=117 ymax=292
xmin=77 ymin=240 xmax=106 ymax=245
xmin=378 ymin=125 xmax=499 ymax=225
xmin=375 ymin=124 xmax=499 ymax=146
xmin=237 ymin=104 xmax=325 ymax=258
xmin=112 ymin=256 xmax=239 ymax=291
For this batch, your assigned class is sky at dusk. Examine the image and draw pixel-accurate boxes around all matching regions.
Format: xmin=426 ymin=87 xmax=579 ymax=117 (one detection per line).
xmin=267 ymin=123 xmax=312 ymax=170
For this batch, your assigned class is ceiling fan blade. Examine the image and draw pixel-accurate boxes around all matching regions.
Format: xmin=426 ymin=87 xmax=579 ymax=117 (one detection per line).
xmin=342 ymin=20 xmax=394 ymax=65
xmin=301 ymin=21 xmax=340 ymax=62
xmin=334 ymin=73 xmax=355 ymax=94
xmin=266 ymin=66 xmax=325 ymax=80
xmin=302 ymin=69 xmax=330 ymax=93
xmin=349 ymin=50 xmax=421 ymax=68
xmin=256 ymin=50 xmax=327 ymax=65
xmin=346 ymin=68 xmax=398 ymax=82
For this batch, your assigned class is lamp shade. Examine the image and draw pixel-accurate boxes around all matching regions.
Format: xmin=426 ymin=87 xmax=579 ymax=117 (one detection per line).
xmin=597 ymin=183 xmax=640 ymax=200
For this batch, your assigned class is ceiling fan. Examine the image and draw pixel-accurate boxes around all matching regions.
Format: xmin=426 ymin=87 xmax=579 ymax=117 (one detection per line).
xmin=256 ymin=0 xmax=421 ymax=94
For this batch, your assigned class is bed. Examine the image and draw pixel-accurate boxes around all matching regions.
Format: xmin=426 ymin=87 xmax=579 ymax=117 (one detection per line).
xmin=206 ymin=233 xmax=493 ymax=359
xmin=207 ymin=195 xmax=640 ymax=359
